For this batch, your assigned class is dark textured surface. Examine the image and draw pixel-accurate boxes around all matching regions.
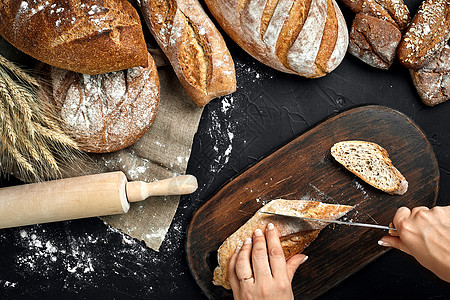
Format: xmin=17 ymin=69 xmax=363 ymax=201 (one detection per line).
xmin=187 ymin=106 xmax=439 ymax=299
xmin=1 ymin=0 xmax=450 ymax=298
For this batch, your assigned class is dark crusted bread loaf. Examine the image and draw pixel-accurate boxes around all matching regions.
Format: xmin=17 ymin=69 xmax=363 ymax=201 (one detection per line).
xmin=348 ymin=13 xmax=402 ymax=69
xmin=138 ymin=0 xmax=236 ymax=107
xmin=340 ymin=0 xmax=410 ymax=69
xmin=0 ymin=0 xmax=148 ymax=75
xmin=45 ymin=53 xmax=160 ymax=153
xmin=398 ymin=0 xmax=450 ymax=70
xmin=203 ymin=0 xmax=349 ymax=78
xmin=410 ymin=45 xmax=450 ymax=106
xmin=340 ymin=0 xmax=410 ymax=31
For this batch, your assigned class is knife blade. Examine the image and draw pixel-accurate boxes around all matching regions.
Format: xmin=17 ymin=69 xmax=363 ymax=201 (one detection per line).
xmin=261 ymin=211 xmax=396 ymax=231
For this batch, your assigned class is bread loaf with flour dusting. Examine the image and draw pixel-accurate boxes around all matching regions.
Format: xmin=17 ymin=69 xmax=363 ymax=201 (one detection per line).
xmin=204 ymin=0 xmax=349 ymax=78
xmin=0 ymin=0 xmax=148 ymax=75
xmin=138 ymin=0 xmax=236 ymax=107
xmin=40 ymin=53 xmax=160 ymax=153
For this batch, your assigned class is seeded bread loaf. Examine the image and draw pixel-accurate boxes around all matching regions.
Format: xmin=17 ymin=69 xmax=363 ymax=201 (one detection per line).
xmin=410 ymin=45 xmax=450 ymax=106
xmin=203 ymin=0 xmax=349 ymax=78
xmin=0 ymin=0 xmax=148 ymax=75
xmin=137 ymin=0 xmax=236 ymax=107
xmin=331 ymin=141 xmax=408 ymax=195
xmin=213 ymin=199 xmax=354 ymax=289
xmin=41 ymin=53 xmax=160 ymax=153
xmin=398 ymin=0 xmax=450 ymax=70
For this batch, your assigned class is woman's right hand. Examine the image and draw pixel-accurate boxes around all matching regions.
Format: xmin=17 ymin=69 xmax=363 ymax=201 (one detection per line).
xmin=378 ymin=206 xmax=450 ymax=282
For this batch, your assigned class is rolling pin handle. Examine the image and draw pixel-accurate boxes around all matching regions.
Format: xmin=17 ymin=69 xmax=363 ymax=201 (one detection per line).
xmin=126 ymin=175 xmax=198 ymax=202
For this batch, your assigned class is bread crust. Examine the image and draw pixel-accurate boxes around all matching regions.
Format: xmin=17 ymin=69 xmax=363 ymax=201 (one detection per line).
xmin=398 ymin=0 xmax=450 ymax=70
xmin=410 ymin=45 xmax=450 ymax=106
xmin=348 ymin=13 xmax=402 ymax=69
xmin=212 ymin=199 xmax=354 ymax=289
xmin=138 ymin=0 xmax=236 ymax=107
xmin=204 ymin=0 xmax=349 ymax=78
xmin=0 ymin=0 xmax=148 ymax=75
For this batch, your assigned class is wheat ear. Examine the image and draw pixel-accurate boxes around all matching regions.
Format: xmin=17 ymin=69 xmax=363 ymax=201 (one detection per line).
xmin=0 ymin=55 xmax=86 ymax=182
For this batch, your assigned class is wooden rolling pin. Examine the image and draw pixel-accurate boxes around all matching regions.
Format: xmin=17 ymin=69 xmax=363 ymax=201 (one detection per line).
xmin=0 ymin=171 xmax=198 ymax=229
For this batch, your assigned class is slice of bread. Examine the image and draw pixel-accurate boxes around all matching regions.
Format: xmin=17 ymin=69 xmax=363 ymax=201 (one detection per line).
xmin=331 ymin=141 xmax=408 ymax=195
xmin=212 ymin=199 xmax=354 ymax=289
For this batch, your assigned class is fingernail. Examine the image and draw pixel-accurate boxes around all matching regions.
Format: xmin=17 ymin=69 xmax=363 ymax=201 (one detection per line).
xmin=378 ymin=240 xmax=391 ymax=247
xmin=267 ymin=223 xmax=274 ymax=230
xmin=235 ymin=246 xmax=241 ymax=253
xmin=244 ymin=238 xmax=252 ymax=245
xmin=301 ymin=256 xmax=308 ymax=264
xmin=255 ymin=229 xmax=263 ymax=237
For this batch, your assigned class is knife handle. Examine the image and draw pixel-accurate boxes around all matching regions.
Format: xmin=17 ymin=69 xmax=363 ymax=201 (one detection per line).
xmin=388 ymin=222 xmax=399 ymax=236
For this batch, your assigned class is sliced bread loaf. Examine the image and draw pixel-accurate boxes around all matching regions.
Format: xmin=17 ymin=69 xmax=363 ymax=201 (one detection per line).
xmin=331 ymin=141 xmax=408 ymax=195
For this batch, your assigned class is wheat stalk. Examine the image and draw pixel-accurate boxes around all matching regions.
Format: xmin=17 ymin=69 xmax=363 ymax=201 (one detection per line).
xmin=0 ymin=55 xmax=86 ymax=182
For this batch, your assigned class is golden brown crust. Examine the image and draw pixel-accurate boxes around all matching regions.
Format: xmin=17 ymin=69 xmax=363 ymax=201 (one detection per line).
xmin=0 ymin=0 xmax=148 ymax=75
xmin=138 ymin=0 xmax=236 ymax=107
xmin=212 ymin=199 xmax=354 ymax=289
xmin=398 ymin=0 xmax=450 ymax=70
xmin=205 ymin=0 xmax=349 ymax=78
xmin=48 ymin=53 xmax=160 ymax=153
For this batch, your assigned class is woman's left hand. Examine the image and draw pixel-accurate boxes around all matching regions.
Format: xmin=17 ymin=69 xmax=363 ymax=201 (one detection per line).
xmin=228 ymin=223 xmax=308 ymax=300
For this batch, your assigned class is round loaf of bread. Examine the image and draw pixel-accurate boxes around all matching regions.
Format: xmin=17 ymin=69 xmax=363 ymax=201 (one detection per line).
xmin=51 ymin=53 xmax=160 ymax=153
xmin=204 ymin=0 xmax=349 ymax=78
xmin=0 ymin=0 xmax=148 ymax=75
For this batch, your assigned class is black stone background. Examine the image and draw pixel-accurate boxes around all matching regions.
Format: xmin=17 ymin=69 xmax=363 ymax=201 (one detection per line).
xmin=1 ymin=0 xmax=450 ymax=298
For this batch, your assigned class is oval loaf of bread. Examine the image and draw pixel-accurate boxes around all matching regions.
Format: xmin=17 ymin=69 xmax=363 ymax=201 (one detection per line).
xmin=398 ymin=0 xmax=450 ymax=70
xmin=213 ymin=199 xmax=354 ymax=289
xmin=0 ymin=0 xmax=148 ymax=75
xmin=138 ymin=0 xmax=236 ymax=107
xmin=204 ymin=0 xmax=349 ymax=78
xmin=331 ymin=141 xmax=408 ymax=195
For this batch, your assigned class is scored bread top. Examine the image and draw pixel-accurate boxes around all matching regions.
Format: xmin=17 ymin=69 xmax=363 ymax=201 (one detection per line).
xmin=138 ymin=0 xmax=236 ymax=107
xmin=331 ymin=141 xmax=408 ymax=195
xmin=212 ymin=199 xmax=354 ymax=289
xmin=0 ymin=0 xmax=148 ymax=75
xmin=205 ymin=0 xmax=348 ymax=78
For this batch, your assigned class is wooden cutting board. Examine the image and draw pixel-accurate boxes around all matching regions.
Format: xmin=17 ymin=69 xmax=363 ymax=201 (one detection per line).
xmin=186 ymin=105 xmax=439 ymax=299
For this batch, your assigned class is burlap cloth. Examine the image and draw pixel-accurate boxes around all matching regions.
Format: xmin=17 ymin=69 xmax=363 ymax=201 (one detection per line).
xmin=88 ymin=53 xmax=204 ymax=251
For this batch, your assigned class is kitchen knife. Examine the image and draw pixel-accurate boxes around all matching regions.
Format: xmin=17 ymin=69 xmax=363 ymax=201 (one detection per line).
xmin=261 ymin=211 xmax=396 ymax=232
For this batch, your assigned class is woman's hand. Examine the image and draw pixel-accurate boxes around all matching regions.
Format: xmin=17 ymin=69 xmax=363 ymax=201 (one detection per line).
xmin=228 ymin=223 xmax=308 ymax=300
xmin=379 ymin=206 xmax=450 ymax=282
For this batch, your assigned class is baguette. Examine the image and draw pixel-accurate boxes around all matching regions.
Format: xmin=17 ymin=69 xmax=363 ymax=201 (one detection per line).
xmin=204 ymin=0 xmax=349 ymax=78
xmin=331 ymin=141 xmax=408 ymax=195
xmin=138 ymin=0 xmax=236 ymax=107
xmin=213 ymin=199 xmax=354 ymax=289
xmin=398 ymin=0 xmax=450 ymax=70
xmin=0 ymin=0 xmax=148 ymax=75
